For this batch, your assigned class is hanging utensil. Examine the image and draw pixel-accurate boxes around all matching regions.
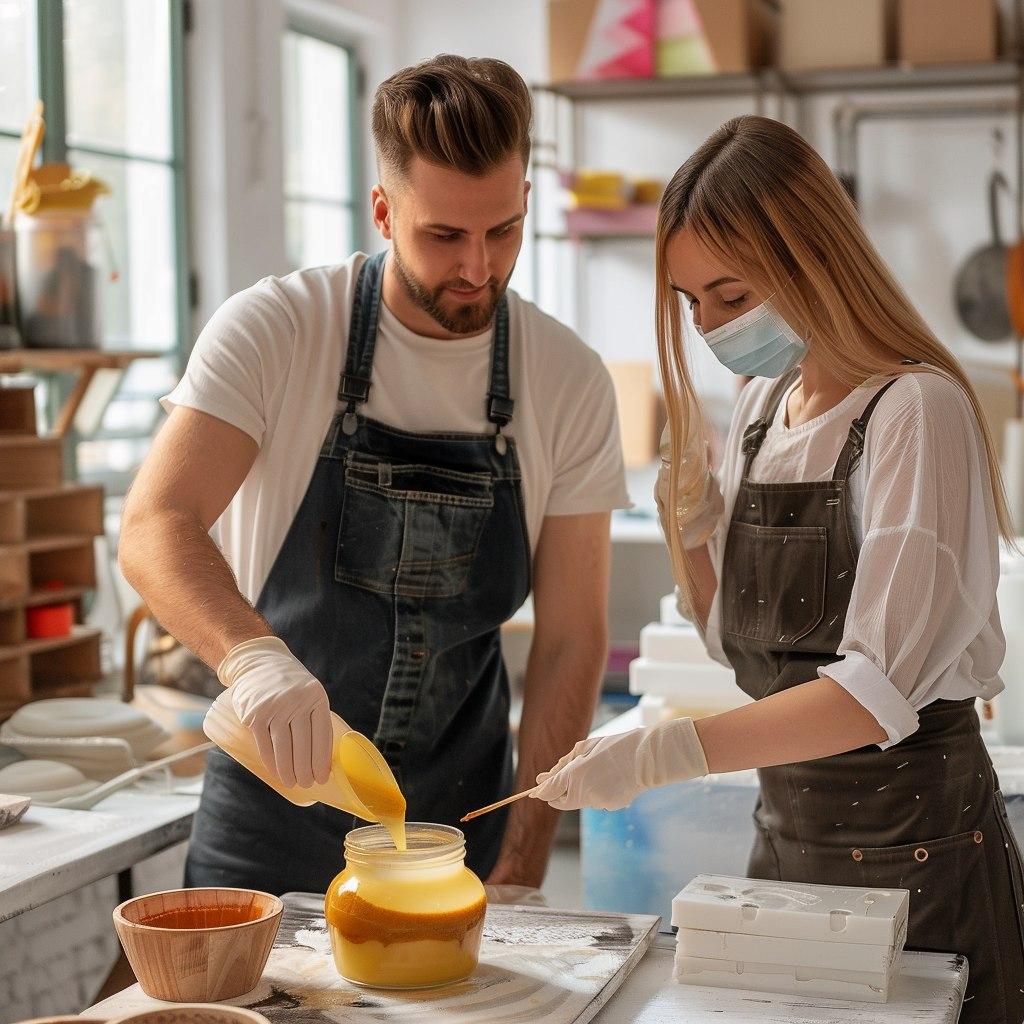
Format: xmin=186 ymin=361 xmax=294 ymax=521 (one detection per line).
xmin=955 ymin=169 xmax=1014 ymax=342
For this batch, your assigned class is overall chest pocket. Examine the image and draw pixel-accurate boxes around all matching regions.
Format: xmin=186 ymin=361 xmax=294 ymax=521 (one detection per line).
xmin=335 ymin=453 xmax=494 ymax=599
xmin=723 ymin=522 xmax=827 ymax=646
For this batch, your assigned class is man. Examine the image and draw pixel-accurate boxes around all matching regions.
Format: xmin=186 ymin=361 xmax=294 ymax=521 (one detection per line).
xmin=120 ymin=54 xmax=628 ymax=893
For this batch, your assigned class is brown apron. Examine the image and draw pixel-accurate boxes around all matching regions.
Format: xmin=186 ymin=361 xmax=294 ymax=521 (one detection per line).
xmin=720 ymin=371 xmax=1024 ymax=1023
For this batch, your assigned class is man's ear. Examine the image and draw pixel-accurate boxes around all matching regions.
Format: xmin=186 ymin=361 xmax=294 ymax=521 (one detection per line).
xmin=372 ymin=184 xmax=392 ymax=240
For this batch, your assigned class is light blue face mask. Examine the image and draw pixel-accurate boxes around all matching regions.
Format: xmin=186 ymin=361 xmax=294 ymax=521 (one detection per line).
xmin=698 ymin=298 xmax=808 ymax=378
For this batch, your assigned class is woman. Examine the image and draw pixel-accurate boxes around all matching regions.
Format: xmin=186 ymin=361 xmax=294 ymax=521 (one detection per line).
xmin=531 ymin=116 xmax=1024 ymax=1022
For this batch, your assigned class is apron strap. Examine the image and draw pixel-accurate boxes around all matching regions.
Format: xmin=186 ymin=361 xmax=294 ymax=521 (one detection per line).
xmin=740 ymin=370 xmax=800 ymax=479
xmin=338 ymin=253 xmax=515 ymax=449
xmin=831 ymin=369 xmax=911 ymax=482
xmin=487 ymin=297 xmax=513 ymax=452
xmin=339 ymin=252 xmax=387 ymax=434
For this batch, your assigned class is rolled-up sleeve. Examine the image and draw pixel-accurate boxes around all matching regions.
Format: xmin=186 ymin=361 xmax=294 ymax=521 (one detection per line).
xmin=819 ymin=374 xmax=1000 ymax=749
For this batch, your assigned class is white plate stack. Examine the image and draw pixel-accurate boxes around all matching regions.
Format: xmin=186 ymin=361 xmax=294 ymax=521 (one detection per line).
xmin=672 ymin=874 xmax=910 ymax=1003
xmin=629 ymin=594 xmax=750 ymax=725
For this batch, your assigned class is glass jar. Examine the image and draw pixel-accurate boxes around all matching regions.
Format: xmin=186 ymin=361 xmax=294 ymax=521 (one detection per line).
xmin=325 ymin=823 xmax=487 ymax=989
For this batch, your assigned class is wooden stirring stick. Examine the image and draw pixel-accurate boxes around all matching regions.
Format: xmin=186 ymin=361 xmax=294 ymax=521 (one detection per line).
xmin=461 ymin=785 xmax=539 ymax=822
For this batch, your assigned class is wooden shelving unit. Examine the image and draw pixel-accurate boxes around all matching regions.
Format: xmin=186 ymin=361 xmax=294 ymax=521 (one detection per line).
xmin=0 ymin=384 xmax=105 ymax=719
xmin=530 ymin=57 xmax=1024 ymax=329
xmin=0 ymin=348 xmax=164 ymax=437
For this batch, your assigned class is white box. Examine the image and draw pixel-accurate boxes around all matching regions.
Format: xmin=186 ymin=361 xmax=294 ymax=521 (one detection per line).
xmin=677 ymin=925 xmax=902 ymax=973
xmin=672 ymin=875 xmax=909 ymax=947
xmin=674 ymin=951 xmax=901 ymax=1002
xmin=639 ymin=622 xmax=709 ymax=663
xmin=628 ymin=656 xmax=745 ymax=703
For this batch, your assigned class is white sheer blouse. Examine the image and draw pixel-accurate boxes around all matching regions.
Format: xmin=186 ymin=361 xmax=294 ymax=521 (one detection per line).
xmin=702 ymin=370 xmax=1005 ymax=749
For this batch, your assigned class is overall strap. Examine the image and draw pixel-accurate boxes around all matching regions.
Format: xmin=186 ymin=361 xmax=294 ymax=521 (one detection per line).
xmin=340 ymin=251 xmax=387 ymax=435
xmin=740 ymin=370 xmax=800 ymax=479
xmin=831 ymin=370 xmax=910 ymax=482
xmin=487 ymin=296 xmax=514 ymax=454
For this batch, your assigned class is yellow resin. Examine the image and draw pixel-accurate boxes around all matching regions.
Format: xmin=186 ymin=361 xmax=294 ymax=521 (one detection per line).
xmin=325 ymin=861 xmax=487 ymax=989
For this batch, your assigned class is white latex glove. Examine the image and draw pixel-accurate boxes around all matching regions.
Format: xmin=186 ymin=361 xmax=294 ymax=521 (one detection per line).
xmin=218 ymin=636 xmax=334 ymax=790
xmin=530 ymin=718 xmax=709 ymax=811
xmin=655 ymin=421 xmax=724 ymax=551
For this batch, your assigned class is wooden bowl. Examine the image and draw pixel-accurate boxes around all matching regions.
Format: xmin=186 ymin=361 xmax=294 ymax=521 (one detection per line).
xmin=113 ymin=888 xmax=282 ymax=1002
xmin=108 ymin=1008 xmax=270 ymax=1024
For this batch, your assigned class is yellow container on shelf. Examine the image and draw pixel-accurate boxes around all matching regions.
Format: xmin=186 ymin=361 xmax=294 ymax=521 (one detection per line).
xmin=325 ymin=823 xmax=487 ymax=989
xmin=203 ymin=692 xmax=407 ymax=849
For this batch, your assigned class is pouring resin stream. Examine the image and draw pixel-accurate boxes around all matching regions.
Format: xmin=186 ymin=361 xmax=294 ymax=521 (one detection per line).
xmin=204 ymin=691 xmax=407 ymax=849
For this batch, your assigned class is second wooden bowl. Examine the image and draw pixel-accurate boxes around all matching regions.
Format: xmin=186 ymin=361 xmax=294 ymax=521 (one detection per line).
xmin=112 ymin=887 xmax=282 ymax=1002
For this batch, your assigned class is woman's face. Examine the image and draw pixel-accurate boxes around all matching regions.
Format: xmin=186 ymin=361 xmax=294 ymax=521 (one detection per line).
xmin=665 ymin=226 xmax=768 ymax=335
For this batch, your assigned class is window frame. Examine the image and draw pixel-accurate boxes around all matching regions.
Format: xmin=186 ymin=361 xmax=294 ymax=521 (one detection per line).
xmin=0 ymin=0 xmax=191 ymax=495
xmin=282 ymin=19 xmax=361 ymax=263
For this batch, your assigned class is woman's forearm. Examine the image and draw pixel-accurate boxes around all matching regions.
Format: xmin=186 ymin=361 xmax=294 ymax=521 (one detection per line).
xmin=695 ymin=677 xmax=888 ymax=773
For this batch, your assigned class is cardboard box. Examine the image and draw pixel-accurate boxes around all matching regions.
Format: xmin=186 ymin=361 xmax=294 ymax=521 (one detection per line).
xmin=607 ymin=361 xmax=657 ymax=467
xmin=548 ymin=0 xmax=656 ymax=82
xmin=657 ymin=0 xmax=778 ymax=75
xmin=898 ymin=0 xmax=996 ymax=64
xmin=779 ymin=0 xmax=892 ymax=70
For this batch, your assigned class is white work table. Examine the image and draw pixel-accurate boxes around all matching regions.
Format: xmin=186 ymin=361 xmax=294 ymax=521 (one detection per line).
xmin=89 ymin=896 xmax=967 ymax=1023
xmin=0 ymin=789 xmax=199 ymax=923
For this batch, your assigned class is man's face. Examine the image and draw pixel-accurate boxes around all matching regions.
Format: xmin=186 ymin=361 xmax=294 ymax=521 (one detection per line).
xmin=374 ymin=154 xmax=529 ymax=335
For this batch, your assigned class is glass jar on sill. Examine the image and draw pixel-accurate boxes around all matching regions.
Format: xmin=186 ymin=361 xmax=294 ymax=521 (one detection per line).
xmin=325 ymin=823 xmax=487 ymax=989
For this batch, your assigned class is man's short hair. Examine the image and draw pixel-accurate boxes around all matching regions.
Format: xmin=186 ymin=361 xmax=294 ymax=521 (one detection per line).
xmin=372 ymin=54 xmax=532 ymax=179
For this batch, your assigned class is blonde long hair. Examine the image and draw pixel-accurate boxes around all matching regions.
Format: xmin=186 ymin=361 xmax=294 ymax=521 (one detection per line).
xmin=656 ymin=116 xmax=1015 ymax=609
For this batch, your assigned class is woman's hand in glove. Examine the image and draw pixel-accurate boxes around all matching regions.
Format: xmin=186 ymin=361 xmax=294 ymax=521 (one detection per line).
xmin=529 ymin=718 xmax=709 ymax=811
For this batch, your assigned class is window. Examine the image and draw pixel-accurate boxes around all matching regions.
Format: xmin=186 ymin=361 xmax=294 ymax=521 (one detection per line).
xmin=0 ymin=0 xmax=187 ymax=495
xmin=282 ymin=27 xmax=358 ymax=269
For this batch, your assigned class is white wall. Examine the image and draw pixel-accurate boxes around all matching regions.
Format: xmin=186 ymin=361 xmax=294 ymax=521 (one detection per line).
xmin=395 ymin=1 xmax=1022 ymax=435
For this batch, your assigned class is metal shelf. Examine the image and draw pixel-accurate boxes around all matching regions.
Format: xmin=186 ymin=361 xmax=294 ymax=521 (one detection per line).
xmin=534 ymin=61 xmax=1021 ymax=103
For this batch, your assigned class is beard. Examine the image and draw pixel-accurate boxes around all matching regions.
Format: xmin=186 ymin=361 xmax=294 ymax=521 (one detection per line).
xmin=391 ymin=243 xmax=512 ymax=335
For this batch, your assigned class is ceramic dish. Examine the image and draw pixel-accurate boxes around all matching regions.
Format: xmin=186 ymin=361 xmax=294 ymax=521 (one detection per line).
xmin=0 ymin=759 xmax=97 ymax=801
xmin=3 ymin=699 xmax=168 ymax=758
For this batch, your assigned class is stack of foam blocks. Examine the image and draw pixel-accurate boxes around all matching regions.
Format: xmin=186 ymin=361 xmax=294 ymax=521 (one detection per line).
xmin=672 ymin=874 xmax=910 ymax=1003
xmin=629 ymin=593 xmax=750 ymax=726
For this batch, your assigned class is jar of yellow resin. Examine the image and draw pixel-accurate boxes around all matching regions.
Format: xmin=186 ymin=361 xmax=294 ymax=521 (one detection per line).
xmin=325 ymin=823 xmax=487 ymax=989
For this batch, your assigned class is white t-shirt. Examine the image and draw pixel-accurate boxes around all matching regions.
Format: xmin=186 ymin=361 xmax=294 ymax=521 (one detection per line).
xmin=703 ymin=370 xmax=1005 ymax=749
xmin=163 ymin=253 xmax=630 ymax=604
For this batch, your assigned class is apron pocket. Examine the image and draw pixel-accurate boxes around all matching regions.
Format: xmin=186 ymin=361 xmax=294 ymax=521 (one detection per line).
xmin=852 ymin=828 xmax=995 ymax=957
xmin=336 ymin=454 xmax=494 ymax=598
xmin=723 ymin=522 xmax=827 ymax=645
xmin=994 ymin=789 xmax=1024 ymax=951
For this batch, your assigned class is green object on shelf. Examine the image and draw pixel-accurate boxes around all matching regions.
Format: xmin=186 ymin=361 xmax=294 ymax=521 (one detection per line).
xmin=657 ymin=37 xmax=715 ymax=77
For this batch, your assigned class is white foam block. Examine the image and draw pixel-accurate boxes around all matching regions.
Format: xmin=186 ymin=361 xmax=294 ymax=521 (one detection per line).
xmin=639 ymin=623 xmax=710 ymax=663
xmin=676 ymin=925 xmax=903 ymax=973
xmin=674 ymin=952 xmax=901 ymax=1003
xmin=628 ymin=658 xmax=744 ymax=705
xmin=672 ymin=875 xmax=909 ymax=946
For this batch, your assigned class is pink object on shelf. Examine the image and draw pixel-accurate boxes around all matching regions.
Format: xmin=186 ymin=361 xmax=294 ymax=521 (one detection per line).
xmin=564 ymin=204 xmax=659 ymax=239
xmin=577 ymin=0 xmax=656 ymax=80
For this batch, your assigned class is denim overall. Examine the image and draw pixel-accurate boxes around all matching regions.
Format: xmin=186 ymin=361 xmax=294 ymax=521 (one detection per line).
xmin=721 ymin=371 xmax=1024 ymax=1022
xmin=185 ymin=252 xmax=532 ymax=892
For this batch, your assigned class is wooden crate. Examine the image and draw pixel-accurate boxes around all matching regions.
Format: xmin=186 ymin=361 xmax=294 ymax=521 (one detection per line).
xmin=25 ymin=485 xmax=104 ymax=540
xmin=0 ymin=496 xmax=25 ymax=544
xmin=0 ymin=546 xmax=29 ymax=605
xmin=0 ymin=652 xmax=31 ymax=719
xmin=0 ymin=607 xmax=24 ymax=646
xmin=29 ymin=539 xmax=97 ymax=591
xmin=0 ymin=387 xmax=37 ymax=435
xmin=0 ymin=437 xmax=64 ymax=490
xmin=30 ymin=629 xmax=103 ymax=692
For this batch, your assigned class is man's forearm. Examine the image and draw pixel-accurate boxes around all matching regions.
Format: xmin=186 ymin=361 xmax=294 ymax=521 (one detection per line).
xmin=120 ymin=506 xmax=271 ymax=670
xmin=489 ymin=636 xmax=606 ymax=887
